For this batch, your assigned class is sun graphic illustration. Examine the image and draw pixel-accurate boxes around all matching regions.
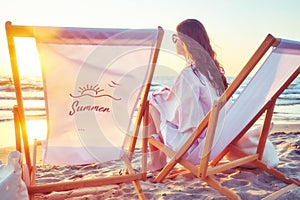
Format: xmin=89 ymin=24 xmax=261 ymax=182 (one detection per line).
xmin=78 ymin=84 xmax=103 ymax=96
xmin=69 ymin=81 xmax=121 ymax=101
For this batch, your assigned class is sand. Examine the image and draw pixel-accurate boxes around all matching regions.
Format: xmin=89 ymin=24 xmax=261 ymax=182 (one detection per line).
xmin=0 ymin=124 xmax=299 ymax=199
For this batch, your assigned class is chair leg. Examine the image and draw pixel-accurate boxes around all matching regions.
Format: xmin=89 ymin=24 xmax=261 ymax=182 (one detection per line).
xmin=261 ymin=183 xmax=298 ymax=200
xmin=123 ymin=156 xmax=146 ymax=200
xmin=257 ymin=102 xmax=275 ymax=160
xmin=14 ymin=106 xmax=22 ymax=153
xmin=254 ymin=160 xmax=300 ymax=186
xmin=30 ymin=139 xmax=38 ymax=186
xmin=135 ymin=186 xmax=146 ymax=200
xmin=29 ymin=193 xmax=35 ymax=200
xmin=204 ymin=175 xmax=241 ymax=200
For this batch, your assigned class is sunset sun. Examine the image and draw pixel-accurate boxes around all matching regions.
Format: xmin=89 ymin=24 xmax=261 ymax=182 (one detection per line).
xmin=14 ymin=37 xmax=41 ymax=77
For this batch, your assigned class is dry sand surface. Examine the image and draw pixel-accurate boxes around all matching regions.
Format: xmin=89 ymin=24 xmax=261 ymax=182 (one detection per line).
xmin=0 ymin=124 xmax=299 ymax=199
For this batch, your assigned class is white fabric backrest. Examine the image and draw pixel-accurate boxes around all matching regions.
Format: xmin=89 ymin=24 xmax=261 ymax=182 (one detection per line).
xmin=210 ymin=39 xmax=300 ymax=159
xmin=36 ymin=27 xmax=159 ymax=164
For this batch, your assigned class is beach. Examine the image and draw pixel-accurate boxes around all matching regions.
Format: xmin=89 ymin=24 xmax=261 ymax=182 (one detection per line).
xmin=1 ymin=1 xmax=300 ymax=199
xmin=0 ymin=75 xmax=299 ymax=199
xmin=1 ymin=123 xmax=299 ymax=199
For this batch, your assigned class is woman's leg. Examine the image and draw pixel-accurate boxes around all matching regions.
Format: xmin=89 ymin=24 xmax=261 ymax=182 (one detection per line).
xmin=147 ymin=104 xmax=166 ymax=171
xmin=148 ymin=104 xmax=163 ymax=147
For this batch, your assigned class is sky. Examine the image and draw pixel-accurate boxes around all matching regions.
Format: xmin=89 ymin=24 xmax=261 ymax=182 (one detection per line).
xmin=1 ymin=0 xmax=300 ymax=76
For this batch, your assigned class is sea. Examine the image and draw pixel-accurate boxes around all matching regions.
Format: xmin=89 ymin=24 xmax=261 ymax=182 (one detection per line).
xmin=0 ymin=75 xmax=299 ymax=147
xmin=0 ymin=75 xmax=300 ymax=123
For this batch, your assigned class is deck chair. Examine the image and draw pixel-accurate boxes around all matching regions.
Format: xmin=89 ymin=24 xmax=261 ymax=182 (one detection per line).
xmin=6 ymin=21 xmax=163 ymax=199
xmin=148 ymin=34 xmax=300 ymax=199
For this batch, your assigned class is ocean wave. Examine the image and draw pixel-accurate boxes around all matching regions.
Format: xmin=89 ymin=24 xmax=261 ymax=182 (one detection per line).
xmin=0 ymin=113 xmax=46 ymax=122
xmin=0 ymin=96 xmax=44 ymax=100
xmin=0 ymin=85 xmax=43 ymax=92
xmin=0 ymin=75 xmax=299 ymax=123
xmin=0 ymin=107 xmax=45 ymax=111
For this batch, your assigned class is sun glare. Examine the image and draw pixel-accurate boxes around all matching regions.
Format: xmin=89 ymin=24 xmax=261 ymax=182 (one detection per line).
xmin=26 ymin=119 xmax=47 ymax=144
xmin=14 ymin=37 xmax=41 ymax=77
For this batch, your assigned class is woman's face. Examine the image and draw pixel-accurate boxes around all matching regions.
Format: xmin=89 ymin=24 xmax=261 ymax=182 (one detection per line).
xmin=172 ymin=34 xmax=185 ymax=56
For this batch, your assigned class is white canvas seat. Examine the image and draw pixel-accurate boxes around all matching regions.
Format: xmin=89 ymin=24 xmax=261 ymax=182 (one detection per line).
xmin=37 ymin=27 xmax=161 ymax=165
xmin=6 ymin=21 xmax=163 ymax=199
xmin=148 ymin=34 xmax=300 ymax=199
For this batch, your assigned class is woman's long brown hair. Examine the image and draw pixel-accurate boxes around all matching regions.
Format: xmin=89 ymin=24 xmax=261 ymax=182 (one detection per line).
xmin=176 ymin=19 xmax=228 ymax=95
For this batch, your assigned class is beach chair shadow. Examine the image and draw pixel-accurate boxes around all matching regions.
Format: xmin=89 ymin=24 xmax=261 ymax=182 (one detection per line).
xmin=148 ymin=34 xmax=300 ymax=199
xmin=6 ymin=21 xmax=163 ymax=199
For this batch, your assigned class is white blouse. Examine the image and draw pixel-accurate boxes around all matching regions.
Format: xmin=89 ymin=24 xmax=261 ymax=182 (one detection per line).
xmin=149 ymin=65 xmax=219 ymax=164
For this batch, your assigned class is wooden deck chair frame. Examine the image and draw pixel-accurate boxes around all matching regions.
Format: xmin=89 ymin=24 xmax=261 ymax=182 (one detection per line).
xmin=6 ymin=21 xmax=163 ymax=200
xmin=148 ymin=34 xmax=300 ymax=199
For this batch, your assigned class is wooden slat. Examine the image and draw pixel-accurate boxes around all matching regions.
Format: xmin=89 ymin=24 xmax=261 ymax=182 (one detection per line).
xmin=128 ymin=27 xmax=164 ymax=158
xmin=220 ymin=34 xmax=277 ymax=103
xmin=30 ymin=139 xmax=38 ymax=186
xmin=141 ymin=102 xmax=149 ymax=177
xmin=210 ymin=147 xmax=230 ymax=166
xmin=254 ymin=160 xmax=300 ymax=186
xmin=13 ymin=106 xmax=21 ymax=153
xmin=6 ymin=21 xmax=32 ymax=173
xmin=207 ymin=154 xmax=258 ymax=176
xmin=257 ymin=102 xmax=275 ymax=159
xmin=123 ymin=156 xmax=146 ymax=200
xmin=148 ymin=137 xmax=199 ymax=178
xmin=28 ymin=173 xmax=143 ymax=194
xmin=153 ymin=114 xmax=209 ymax=182
xmin=262 ymin=184 xmax=298 ymax=200
xmin=198 ymin=100 xmax=222 ymax=178
xmin=204 ymin=176 xmax=241 ymax=200
xmin=230 ymin=145 xmax=300 ymax=186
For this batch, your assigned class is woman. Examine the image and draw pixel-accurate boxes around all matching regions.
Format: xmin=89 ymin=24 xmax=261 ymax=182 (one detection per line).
xmin=147 ymin=19 xmax=228 ymax=171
